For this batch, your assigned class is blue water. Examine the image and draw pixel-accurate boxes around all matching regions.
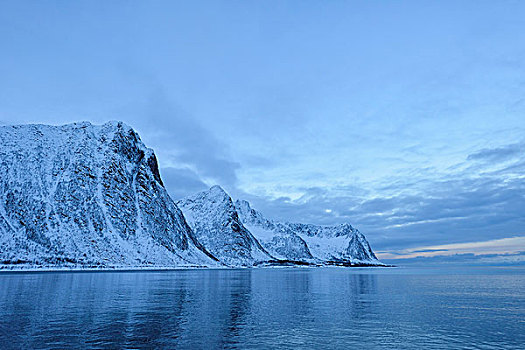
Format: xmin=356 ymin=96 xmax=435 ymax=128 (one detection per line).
xmin=0 ymin=267 xmax=523 ymax=349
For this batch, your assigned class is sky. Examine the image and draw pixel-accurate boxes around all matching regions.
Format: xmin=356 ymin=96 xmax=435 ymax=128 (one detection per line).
xmin=1 ymin=1 xmax=524 ymax=264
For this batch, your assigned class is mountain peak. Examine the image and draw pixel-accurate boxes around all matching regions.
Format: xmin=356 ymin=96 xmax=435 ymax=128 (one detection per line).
xmin=0 ymin=121 xmax=216 ymax=268
xmin=209 ymin=185 xmax=227 ymax=195
xmin=178 ymin=188 xmax=273 ymax=266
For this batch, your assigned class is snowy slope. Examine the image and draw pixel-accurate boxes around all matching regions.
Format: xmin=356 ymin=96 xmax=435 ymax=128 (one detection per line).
xmin=235 ymin=200 xmax=315 ymax=262
xmin=0 ymin=121 xmax=218 ymax=268
xmin=236 ymin=200 xmax=383 ymax=266
xmin=177 ymin=186 xmax=274 ymax=266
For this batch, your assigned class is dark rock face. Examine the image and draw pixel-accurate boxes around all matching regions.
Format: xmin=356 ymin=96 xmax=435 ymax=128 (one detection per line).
xmin=177 ymin=186 xmax=274 ymax=267
xmin=0 ymin=121 xmax=217 ymax=268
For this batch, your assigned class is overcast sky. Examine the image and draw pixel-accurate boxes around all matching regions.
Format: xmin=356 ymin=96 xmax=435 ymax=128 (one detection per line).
xmin=1 ymin=1 xmax=524 ymax=264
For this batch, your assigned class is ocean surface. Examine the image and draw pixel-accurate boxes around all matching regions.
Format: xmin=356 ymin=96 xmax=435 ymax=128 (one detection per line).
xmin=0 ymin=267 xmax=523 ymax=349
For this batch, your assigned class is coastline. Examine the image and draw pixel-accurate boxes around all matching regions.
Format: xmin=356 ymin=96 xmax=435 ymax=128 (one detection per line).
xmin=0 ymin=263 xmax=392 ymax=273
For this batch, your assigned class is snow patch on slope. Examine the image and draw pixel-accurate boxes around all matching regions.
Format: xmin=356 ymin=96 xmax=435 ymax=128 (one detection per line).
xmin=235 ymin=200 xmax=315 ymax=262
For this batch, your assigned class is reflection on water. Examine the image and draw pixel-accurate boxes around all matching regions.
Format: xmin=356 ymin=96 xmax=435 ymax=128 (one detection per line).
xmin=0 ymin=268 xmax=523 ymax=349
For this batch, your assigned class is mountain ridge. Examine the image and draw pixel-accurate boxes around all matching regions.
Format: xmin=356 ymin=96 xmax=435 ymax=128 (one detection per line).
xmin=0 ymin=121 xmax=384 ymax=269
xmin=235 ymin=199 xmax=383 ymax=266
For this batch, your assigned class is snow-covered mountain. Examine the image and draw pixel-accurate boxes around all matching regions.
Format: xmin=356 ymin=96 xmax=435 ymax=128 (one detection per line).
xmin=177 ymin=186 xmax=273 ymax=266
xmin=0 ymin=121 xmax=218 ymax=268
xmin=0 ymin=121 xmax=383 ymax=269
xmin=236 ymin=200 xmax=383 ymax=266
xmin=177 ymin=186 xmax=382 ymax=266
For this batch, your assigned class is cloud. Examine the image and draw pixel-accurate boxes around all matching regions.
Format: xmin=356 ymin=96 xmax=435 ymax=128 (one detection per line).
xmin=380 ymin=252 xmax=525 ymax=266
xmin=412 ymin=249 xmax=449 ymax=253
xmin=351 ymin=174 xmax=525 ymax=251
xmin=159 ymin=167 xmax=209 ymax=200
xmin=467 ymin=142 xmax=524 ymax=163
xmin=233 ymin=141 xmax=525 ymax=256
xmin=136 ymin=86 xmax=241 ymax=190
xmin=377 ymin=236 xmax=525 ymax=260
xmin=112 ymin=75 xmax=525 ymax=263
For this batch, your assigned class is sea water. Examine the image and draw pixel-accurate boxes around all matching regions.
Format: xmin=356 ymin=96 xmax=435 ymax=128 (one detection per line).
xmin=0 ymin=267 xmax=523 ymax=349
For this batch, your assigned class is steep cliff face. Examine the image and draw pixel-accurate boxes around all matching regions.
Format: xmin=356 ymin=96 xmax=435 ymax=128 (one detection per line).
xmin=236 ymin=200 xmax=382 ymax=265
xmin=0 ymin=121 xmax=218 ymax=268
xmin=177 ymin=186 xmax=273 ymax=266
